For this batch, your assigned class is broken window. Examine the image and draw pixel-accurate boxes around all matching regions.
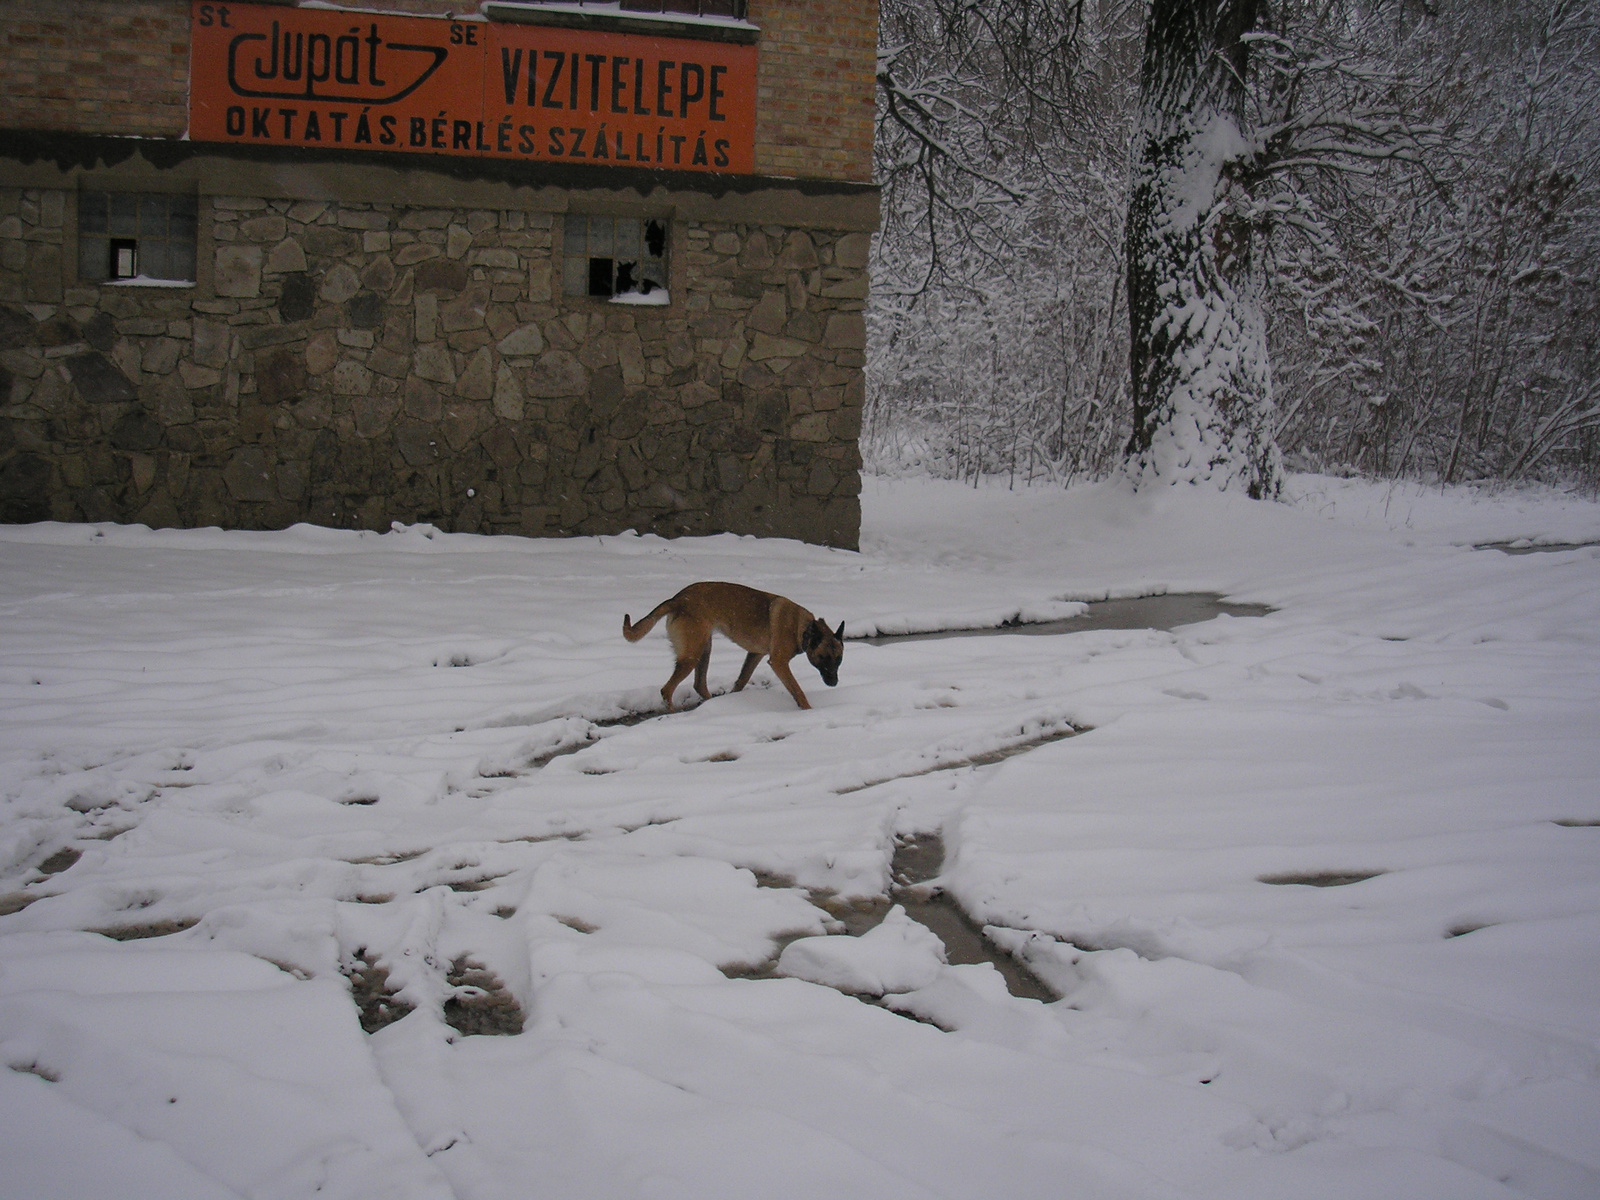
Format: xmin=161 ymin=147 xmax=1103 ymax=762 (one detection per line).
xmin=78 ymin=191 xmax=197 ymax=283
xmin=563 ymin=214 xmax=669 ymax=304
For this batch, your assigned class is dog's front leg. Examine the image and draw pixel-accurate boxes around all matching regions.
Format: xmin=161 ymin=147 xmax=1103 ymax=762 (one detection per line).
xmin=768 ymin=655 xmax=812 ymax=710
xmin=732 ymin=651 xmax=762 ymax=692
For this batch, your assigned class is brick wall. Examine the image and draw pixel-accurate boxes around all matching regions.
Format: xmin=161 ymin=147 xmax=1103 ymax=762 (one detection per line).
xmin=750 ymin=0 xmax=877 ymax=184
xmin=0 ymin=1 xmax=189 ymax=139
xmin=0 ymin=1 xmax=878 ymax=185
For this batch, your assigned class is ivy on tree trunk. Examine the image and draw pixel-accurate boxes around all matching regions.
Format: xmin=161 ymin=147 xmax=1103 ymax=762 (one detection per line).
xmin=1124 ymin=0 xmax=1283 ymax=499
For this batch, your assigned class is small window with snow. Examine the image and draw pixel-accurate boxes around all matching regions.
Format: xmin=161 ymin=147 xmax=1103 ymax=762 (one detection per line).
xmin=78 ymin=191 xmax=197 ymax=285
xmin=563 ymin=214 xmax=669 ymax=305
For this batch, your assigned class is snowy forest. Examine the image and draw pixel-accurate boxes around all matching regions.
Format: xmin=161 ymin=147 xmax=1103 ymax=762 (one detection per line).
xmin=864 ymin=0 xmax=1600 ymax=492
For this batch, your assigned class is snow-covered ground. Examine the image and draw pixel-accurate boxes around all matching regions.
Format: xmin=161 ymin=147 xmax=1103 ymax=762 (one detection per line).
xmin=2 ymin=473 xmax=1599 ymax=1200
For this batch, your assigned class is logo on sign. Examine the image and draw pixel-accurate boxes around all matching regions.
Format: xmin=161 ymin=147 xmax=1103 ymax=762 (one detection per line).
xmin=227 ymin=21 xmax=447 ymax=104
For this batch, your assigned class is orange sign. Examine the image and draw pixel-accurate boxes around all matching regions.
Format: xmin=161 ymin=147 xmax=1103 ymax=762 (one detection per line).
xmin=188 ymin=2 xmax=757 ymax=175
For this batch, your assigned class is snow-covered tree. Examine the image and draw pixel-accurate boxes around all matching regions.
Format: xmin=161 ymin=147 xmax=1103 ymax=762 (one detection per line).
xmin=866 ymin=0 xmax=1600 ymax=493
xmin=1123 ymin=0 xmax=1282 ymax=497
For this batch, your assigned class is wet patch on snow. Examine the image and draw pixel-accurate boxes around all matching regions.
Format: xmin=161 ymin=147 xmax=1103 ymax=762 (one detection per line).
xmin=740 ymin=833 xmax=1055 ymax=1005
xmin=1257 ymin=869 xmax=1387 ymax=888
xmin=36 ymin=847 xmax=81 ymax=875
xmin=343 ymin=849 xmax=428 ymax=866
xmin=1476 ymin=540 xmax=1600 ymax=555
xmin=343 ymin=948 xmax=414 ymax=1033
xmin=442 ymin=957 xmax=524 ymax=1036
xmin=442 ymin=874 xmax=509 ymax=894
xmin=8 ymin=1060 xmax=60 ymax=1083
xmin=90 ymin=917 xmax=200 ymax=941
xmin=884 ymin=832 xmax=1056 ymax=1003
xmin=857 ymin=592 xmax=1274 ymax=644
xmin=837 ymin=720 xmax=1085 ymax=794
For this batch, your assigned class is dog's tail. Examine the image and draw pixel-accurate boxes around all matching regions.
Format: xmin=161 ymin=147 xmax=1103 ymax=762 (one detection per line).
xmin=622 ymin=599 xmax=674 ymax=643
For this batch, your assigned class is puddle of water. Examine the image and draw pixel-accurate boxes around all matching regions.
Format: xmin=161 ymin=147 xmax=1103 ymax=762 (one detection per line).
xmin=888 ymin=833 xmax=1056 ymax=1002
xmin=1258 ymin=870 xmax=1385 ymax=887
xmin=743 ymin=835 xmax=1056 ymax=1003
xmin=1477 ymin=541 xmax=1600 ymax=555
xmin=858 ymin=593 xmax=1273 ymax=646
xmin=37 ymin=848 xmax=81 ymax=875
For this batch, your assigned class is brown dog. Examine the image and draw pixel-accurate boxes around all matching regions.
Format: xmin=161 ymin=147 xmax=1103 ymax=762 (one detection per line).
xmin=623 ymin=581 xmax=844 ymax=711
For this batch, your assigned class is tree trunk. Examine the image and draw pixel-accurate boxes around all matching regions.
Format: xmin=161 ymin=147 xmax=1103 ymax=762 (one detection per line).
xmin=1124 ymin=0 xmax=1283 ymax=498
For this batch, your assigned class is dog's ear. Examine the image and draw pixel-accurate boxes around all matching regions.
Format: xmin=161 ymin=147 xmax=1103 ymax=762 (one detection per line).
xmin=801 ymin=621 xmax=822 ymax=652
xmin=834 ymin=620 xmax=845 ymax=641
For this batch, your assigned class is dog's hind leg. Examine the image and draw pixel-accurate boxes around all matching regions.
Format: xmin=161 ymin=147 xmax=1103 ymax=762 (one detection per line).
xmin=661 ymin=656 xmax=697 ymax=711
xmin=732 ymin=651 xmax=762 ymax=693
xmin=663 ymin=615 xmax=708 ymax=711
xmin=692 ymin=641 xmax=714 ymax=700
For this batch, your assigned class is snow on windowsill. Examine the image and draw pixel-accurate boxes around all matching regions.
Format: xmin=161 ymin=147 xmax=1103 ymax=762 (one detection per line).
xmin=107 ymin=276 xmax=195 ymax=289
xmin=610 ymin=288 xmax=670 ymax=306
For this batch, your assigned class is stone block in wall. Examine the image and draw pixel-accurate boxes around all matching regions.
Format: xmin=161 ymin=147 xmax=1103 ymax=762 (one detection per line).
xmin=319 ymin=264 xmax=362 ymax=305
xmin=223 ymin=447 xmax=275 ymax=502
xmin=824 ymin=313 xmax=868 ymax=350
xmin=835 ymin=233 xmax=872 ymax=269
xmin=279 ymin=274 xmax=316 ymax=323
xmin=497 ymin=324 xmax=543 ymax=357
xmin=410 ymin=346 xmax=453 ymax=387
xmin=330 ymin=360 xmax=372 ymax=395
xmin=493 ymin=364 xmax=523 ymax=421
xmin=191 ymin=320 xmax=231 ymax=370
xmin=64 ymin=352 xmax=137 ymax=404
xmin=457 ymin=348 xmax=494 ymax=400
xmin=525 ymin=350 xmax=587 ymax=398
xmin=439 ymin=284 xmax=490 ymax=333
xmin=215 ymin=246 xmax=263 ymax=299
xmin=27 ymin=245 xmax=62 ymax=303
xmin=0 ymin=451 xmax=51 ymax=523
xmin=353 ymin=393 xmax=400 ymax=438
xmin=267 ymin=238 xmax=307 ymax=274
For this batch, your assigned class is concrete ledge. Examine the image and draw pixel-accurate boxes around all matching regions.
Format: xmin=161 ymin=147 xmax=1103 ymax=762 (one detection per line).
xmin=0 ymin=132 xmax=880 ymax=231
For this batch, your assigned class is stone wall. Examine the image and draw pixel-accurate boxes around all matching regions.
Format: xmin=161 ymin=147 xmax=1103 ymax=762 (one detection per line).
xmin=0 ymin=180 xmax=866 ymax=546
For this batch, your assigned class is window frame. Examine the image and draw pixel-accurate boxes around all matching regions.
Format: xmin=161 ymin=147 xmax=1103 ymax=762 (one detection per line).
xmin=76 ymin=189 xmax=199 ymax=286
xmin=562 ymin=212 xmax=672 ymax=306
